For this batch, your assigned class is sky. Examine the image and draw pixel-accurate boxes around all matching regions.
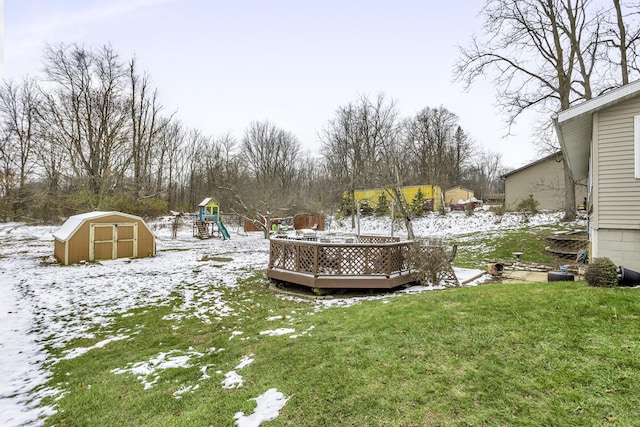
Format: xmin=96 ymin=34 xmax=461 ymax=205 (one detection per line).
xmin=3 ymin=0 xmax=542 ymax=169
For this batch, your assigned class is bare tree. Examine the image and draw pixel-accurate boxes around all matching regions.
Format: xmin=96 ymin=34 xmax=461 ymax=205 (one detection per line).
xmin=242 ymin=120 xmax=300 ymax=197
xmin=158 ymin=120 xmax=185 ymax=210
xmin=322 ymin=93 xmax=418 ymax=238
xmin=40 ymin=43 xmax=130 ymax=209
xmin=321 ymin=94 xmax=393 ymax=227
xmin=455 ymin=0 xmax=640 ymax=221
xmin=0 ymin=78 xmax=41 ymax=219
xmin=603 ymin=0 xmax=640 ymax=84
xmin=128 ymin=58 xmax=170 ymax=197
xmin=401 ymin=107 xmax=474 ymax=189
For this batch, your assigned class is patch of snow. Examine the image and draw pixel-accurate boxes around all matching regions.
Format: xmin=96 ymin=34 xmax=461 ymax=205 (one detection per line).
xmin=259 ymin=328 xmax=296 ymax=336
xmin=236 ymin=355 xmax=255 ymax=370
xmin=221 ymin=355 xmax=254 ymax=389
xmin=112 ymin=348 xmax=204 ymax=390
xmin=61 ymin=334 xmax=129 ymax=360
xmin=222 ymin=370 xmax=244 ymax=389
xmin=233 ymin=388 xmax=289 ymax=427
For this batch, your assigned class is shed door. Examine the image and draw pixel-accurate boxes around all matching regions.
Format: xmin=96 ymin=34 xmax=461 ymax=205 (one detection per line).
xmin=89 ymin=222 xmax=138 ymax=261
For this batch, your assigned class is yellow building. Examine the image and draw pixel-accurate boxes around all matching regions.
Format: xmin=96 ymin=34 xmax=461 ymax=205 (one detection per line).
xmin=351 ymin=185 xmax=442 ymax=212
xmin=444 ymin=186 xmax=475 ymax=205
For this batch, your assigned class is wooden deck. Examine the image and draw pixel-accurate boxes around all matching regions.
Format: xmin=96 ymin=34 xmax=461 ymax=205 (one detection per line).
xmin=267 ymin=235 xmax=416 ymax=290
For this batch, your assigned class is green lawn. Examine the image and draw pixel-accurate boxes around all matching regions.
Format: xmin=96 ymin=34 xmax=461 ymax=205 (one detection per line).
xmin=452 ymin=224 xmax=575 ymax=269
xmin=43 ymin=273 xmax=640 ymax=426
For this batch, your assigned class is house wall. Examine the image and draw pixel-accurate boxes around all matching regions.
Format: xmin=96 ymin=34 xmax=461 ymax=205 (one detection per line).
xmin=589 ymin=96 xmax=640 ymax=270
xmin=593 ymin=97 xmax=640 ymax=229
xmin=593 ymin=228 xmax=640 ymax=271
xmin=504 ymin=155 xmax=587 ymax=211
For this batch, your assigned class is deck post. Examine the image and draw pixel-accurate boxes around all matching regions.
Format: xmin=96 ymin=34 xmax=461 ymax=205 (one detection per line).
xmin=313 ymin=244 xmax=319 ymax=276
xmin=385 ymin=246 xmax=392 ymax=277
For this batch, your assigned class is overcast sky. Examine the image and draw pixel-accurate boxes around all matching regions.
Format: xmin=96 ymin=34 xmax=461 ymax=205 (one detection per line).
xmin=4 ymin=0 xmax=541 ymax=169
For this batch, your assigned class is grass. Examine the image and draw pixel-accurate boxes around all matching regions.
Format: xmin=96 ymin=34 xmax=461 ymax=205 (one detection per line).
xmin=451 ymin=221 xmax=576 ymax=269
xmin=41 ymin=272 xmax=640 ymax=426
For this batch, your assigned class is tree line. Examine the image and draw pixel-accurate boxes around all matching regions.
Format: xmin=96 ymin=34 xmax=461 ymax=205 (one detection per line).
xmin=0 ymin=42 xmax=505 ymax=224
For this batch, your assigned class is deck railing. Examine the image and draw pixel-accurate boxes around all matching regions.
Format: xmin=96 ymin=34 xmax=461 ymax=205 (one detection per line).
xmin=267 ymin=235 xmax=415 ymax=289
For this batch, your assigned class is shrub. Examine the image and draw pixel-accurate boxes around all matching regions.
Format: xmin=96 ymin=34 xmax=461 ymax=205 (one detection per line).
xmin=409 ymin=189 xmax=426 ymax=217
xmin=359 ymin=201 xmax=373 ymax=216
xmin=407 ymin=239 xmax=459 ymax=287
xmin=374 ymin=193 xmax=390 ymax=216
xmin=585 ymin=257 xmax=619 ymax=287
xmin=517 ymin=194 xmax=539 ymax=214
xmin=490 ymin=204 xmax=506 ymax=216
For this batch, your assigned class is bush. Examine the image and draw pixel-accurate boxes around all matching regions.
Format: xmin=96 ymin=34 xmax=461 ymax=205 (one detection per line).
xmin=517 ymin=194 xmax=539 ymax=214
xmin=407 ymin=239 xmax=459 ymax=287
xmin=490 ymin=204 xmax=506 ymax=216
xmin=585 ymin=257 xmax=619 ymax=287
xmin=374 ymin=193 xmax=390 ymax=216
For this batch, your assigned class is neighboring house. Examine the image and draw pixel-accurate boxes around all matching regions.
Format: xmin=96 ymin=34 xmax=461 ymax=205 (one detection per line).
xmin=444 ymin=186 xmax=475 ymax=205
xmin=501 ymin=152 xmax=587 ymax=211
xmin=555 ymin=80 xmax=640 ymax=272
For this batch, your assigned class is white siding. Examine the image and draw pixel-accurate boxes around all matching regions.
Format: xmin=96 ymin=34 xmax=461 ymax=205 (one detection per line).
xmin=596 ymin=97 xmax=640 ymax=229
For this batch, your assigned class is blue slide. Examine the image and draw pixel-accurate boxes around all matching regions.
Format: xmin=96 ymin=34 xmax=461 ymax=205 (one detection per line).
xmin=217 ymin=221 xmax=230 ymax=240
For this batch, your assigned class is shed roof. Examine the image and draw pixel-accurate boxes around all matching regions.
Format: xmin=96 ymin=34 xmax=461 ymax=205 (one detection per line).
xmin=444 ymin=185 xmax=474 ymax=193
xmin=553 ymin=79 xmax=640 ymax=180
xmin=53 ymin=211 xmax=149 ymax=241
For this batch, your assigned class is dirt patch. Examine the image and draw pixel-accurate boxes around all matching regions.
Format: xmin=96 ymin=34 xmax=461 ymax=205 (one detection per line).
xmin=200 ymin=255 xmax=233 ymax=262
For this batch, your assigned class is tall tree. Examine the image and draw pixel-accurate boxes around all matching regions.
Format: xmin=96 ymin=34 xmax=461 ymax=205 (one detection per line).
xmin=0 ymin=78 xmax=40 ymax=219
xmin=242 ymin=120 xmax=300 ymax=195
xmin=40 ymin=43 xmax=130 ymax=209
xmin=322 ymin=94 xmax=417 ymax=237
xmin=455 ymin=0 xmax=640 ymax=221
xmin=604 ymin=0 xmax=640 ymax=85
xmin=128 ymin=58 xmax=169 ymax=197
xmin=454 ymin=0 xmax=585 ymax=221
xmin=401 ymin=107 xmax=473 ymax=189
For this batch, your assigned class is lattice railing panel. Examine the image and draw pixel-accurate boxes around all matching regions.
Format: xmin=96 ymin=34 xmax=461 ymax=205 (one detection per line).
xmin=269 ymin=241 xmax=285 ymax=269
xmin=318 ymin=246 xmax=341 ymax=274
xmin=282 ymin=245 xmax=296 ymax=270
xmin=298 ymin=245 xmax=316 ymax=274
xmin=338 ymin=246 xmax=369 ymax=275
xmin=269 ymin=239 xmax=413 ymax=277
xmin=389 ymin=245 xmax=406 ymax=272
xmin=365 ymin=246 xmax=389 ymax=274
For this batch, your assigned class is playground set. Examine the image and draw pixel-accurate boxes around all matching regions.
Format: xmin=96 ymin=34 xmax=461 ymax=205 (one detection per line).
xmin=193 ymin=197 xmax=230 ymax=240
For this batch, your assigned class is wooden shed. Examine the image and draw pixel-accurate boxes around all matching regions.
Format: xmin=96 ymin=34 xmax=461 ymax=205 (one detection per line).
xmin=444 ymin=186 xmax=475 ymax=205
xmin=53 ymin=211 xmax=156 ymax=265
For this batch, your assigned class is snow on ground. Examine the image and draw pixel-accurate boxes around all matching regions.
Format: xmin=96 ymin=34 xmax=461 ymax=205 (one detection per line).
xmin=233 ymin=388 xmax=289 ymax=427
xmin=0 ymin=210 xmax=572 ymax=426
